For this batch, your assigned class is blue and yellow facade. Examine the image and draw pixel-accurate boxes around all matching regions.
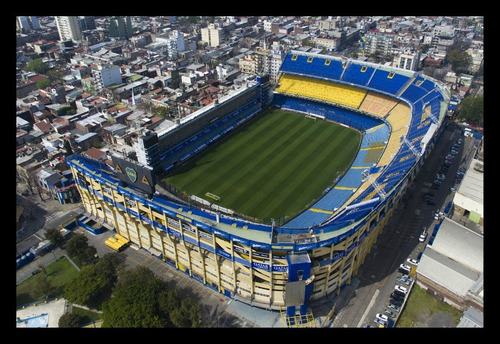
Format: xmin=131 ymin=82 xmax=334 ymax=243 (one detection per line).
xmin=67 ymin=151 xmax=415 ymax=318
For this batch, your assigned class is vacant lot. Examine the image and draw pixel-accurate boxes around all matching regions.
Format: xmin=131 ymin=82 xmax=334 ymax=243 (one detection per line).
xmin=397 ymin=285 xmax=462 ymax=327
xmin=165 ymin=109 xmax=361 ymax=222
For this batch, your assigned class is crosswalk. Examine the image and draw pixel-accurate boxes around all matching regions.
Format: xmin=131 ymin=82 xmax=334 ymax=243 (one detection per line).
xmin=43 ymin=210 xmax=67 ymax=224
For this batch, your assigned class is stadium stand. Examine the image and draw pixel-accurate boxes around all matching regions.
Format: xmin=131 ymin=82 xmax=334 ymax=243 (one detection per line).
xmin=276 ymin=74 xmax=367 ymax=109
xmin=274 ymin=50 xmax=447 ymax=229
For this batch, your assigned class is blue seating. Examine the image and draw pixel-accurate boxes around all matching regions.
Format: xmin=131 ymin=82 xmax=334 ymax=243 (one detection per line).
xmin=280 ymin=53 xmax=344 ymax=81
xmin=276 ymin=52 xmax=446 ymax=228
xmin=368 ymin=69 xmax=410 ymax=95
xmin=342 ymin=62 xmax=375 ymax=86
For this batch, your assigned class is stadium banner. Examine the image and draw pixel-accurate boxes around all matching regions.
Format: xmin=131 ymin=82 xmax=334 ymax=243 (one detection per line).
xmin=111 ymin=154 xmax=155 ymax=195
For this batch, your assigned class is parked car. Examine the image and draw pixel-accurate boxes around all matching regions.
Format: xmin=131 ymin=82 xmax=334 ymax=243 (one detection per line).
xmin=396 ymin=275 xmax=411 ymax=285
xmin=391 ymin=292 xmax=405 ymax=302
xmin=407 ymin=258 xmax=419 ymax=265
xmin=389 ymin=298 xmax=404 ymax=307
xmin=384 ymin=309 xmax=397 ymax=318
xmin=399 ymin=264 xmax=411 ymax=272
xmin=395 ymin=285 xmax=408 ymax=294
xmin=419 ymin=230 xmax=427 ymax=242
xmin=374 ymin=317 xmax=387 ymax=327
xmin=388 ymin=303 xmax=401 ymax=312
xmin=376 ymin=313 xmax=389 ymax=323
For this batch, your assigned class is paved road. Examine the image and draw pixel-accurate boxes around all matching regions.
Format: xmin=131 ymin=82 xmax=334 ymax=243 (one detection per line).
xmin=330 ymin=120 xmax=478 ymax=327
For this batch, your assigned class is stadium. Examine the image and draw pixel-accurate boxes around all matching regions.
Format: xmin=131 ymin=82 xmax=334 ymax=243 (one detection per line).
xmin=66 ymin=50 xmax=450 ymax=325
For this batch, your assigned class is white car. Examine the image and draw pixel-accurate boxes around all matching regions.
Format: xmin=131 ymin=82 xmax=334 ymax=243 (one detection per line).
xmin=406 ymin=258 xmax=419 ymax=266
xmin=399 ymin=263 xmax=411 ymax=272
xmin=394 ymin=285 xmax=408 ymax=294
xmin=375 ymin=313 xmax=389 ymax=323
xmin=419 ymin=231 xmax=427 ymax=242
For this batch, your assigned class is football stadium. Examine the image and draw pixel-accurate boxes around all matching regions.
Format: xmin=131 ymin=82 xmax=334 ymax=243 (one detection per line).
xmin=66 ymin=50 xmax=450 ymax=325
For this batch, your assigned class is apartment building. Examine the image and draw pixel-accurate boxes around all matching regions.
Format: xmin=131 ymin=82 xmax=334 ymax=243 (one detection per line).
xmin=55 ymin=16 xmax=82 ymax=42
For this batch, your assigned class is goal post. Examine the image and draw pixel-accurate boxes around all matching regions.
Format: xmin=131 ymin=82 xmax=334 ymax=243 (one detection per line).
xmin=205 ymin=192 xmax=221 ymax=201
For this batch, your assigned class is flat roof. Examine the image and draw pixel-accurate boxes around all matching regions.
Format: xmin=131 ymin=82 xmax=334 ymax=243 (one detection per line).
xmin=417 ymin=217 xmax=483 ymax=298
xmin=456 ymin=158 xmax=483 ymax=205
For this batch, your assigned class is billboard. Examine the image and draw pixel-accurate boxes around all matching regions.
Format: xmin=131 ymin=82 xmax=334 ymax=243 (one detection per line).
xmin=111 ymin=154 xmax=155 ymax=195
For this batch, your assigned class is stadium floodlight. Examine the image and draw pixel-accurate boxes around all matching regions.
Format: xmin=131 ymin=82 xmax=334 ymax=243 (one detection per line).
xmin=404 ymin=137 xmax=422 ymax=157
xmin=361 ymin=169 xmax=386 ymax=200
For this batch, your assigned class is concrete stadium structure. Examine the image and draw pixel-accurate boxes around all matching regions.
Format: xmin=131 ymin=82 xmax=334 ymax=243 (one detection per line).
xmin=66 ymin=51 xmax=450 ymax=325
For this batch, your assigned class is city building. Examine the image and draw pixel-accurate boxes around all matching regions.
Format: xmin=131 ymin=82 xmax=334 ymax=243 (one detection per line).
xmin=365 ymin=29 xmax=395 ymax=57
xmin=393 ymin=50 xmax=421 ymax=71
xmin=201 ymin=23 xmax=225 ymax=47
xmin=91 ymin=64 xmax=123 ymax=93
xmin=452 ymin=158 xmax=483 ymax=230
xmin=108 ymin=16 xmax=133 ymax=40
xmin=35 ymin=167 xmax=79 ymax=204
xmin=269 ymin=41 xmax=286 ymax=82
xmin=159 ymin=30 xmax=186 ymax=60
xmin=55 ymin=16 xmax=82 ymax=43
xmin=17 ymin=16 xmax=41 ymax=32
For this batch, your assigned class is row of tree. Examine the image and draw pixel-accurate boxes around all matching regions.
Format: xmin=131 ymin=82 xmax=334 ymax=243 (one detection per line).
xmin=45 ymin=231 xmax=202 ymax=327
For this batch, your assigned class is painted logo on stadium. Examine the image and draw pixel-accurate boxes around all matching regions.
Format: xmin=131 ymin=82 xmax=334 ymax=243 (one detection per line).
xmin=126 ymin=167 xmax=137 ymax=182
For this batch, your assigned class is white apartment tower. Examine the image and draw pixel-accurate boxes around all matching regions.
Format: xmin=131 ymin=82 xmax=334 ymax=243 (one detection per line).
xmin=269 ymin=41 xmax=286 ymax=81
xmin=166 ymin=30 xmax=185 ymax=59
xmin=201 ymin=23 xmax=225 ymax=47
xmin=55 ymin=16 xmax=82 ymax=42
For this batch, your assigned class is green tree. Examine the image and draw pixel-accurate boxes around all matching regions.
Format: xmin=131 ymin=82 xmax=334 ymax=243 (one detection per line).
xmin=63 ymin=254 xmax=121 ymax=309
xmin=101 ymin=266 xmax=202 ymax=327
xmin=63 ymin=140 xmax=73 ymax=157
xmin=46 ymin=69 xmax=64 ymax=84
xmin=36 ymin=78 xmax=51 ymax=90
xmin=152 ymin=105 xmax=169 ymax=119
xmin=23 ymin=58 xmax=49 ymax=74
xmin=446 ymin=49 xmax=472 ymax=73
xmin=169 ymin=298 xmax=202 ymax=328
xmin=44 ymin=227 xmax=65 ymax=247
xmin=58 ymin=312 xmax=83 ymax=327
xmin=66 ymin=234 xmax=98 ymax=267
xmin=457 ymin=95 xmax=483 ymax=126
xmin=101 ymin=266 xmax=168 ymax=327
xmin=31 ymin=274 xmax=54 ymax=299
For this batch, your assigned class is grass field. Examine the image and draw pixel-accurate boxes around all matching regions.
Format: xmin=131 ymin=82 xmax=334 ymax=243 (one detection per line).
xmin=164 ymin=109 xmax=361 ymax=222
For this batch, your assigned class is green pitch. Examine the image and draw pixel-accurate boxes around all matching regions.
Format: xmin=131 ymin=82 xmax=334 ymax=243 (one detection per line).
xmin=164 ymin=109 xmax=361 ymax=222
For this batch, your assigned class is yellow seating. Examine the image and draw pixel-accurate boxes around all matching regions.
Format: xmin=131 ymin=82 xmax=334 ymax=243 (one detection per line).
xmin=276 ymin=74 xmax=367 ymax=109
